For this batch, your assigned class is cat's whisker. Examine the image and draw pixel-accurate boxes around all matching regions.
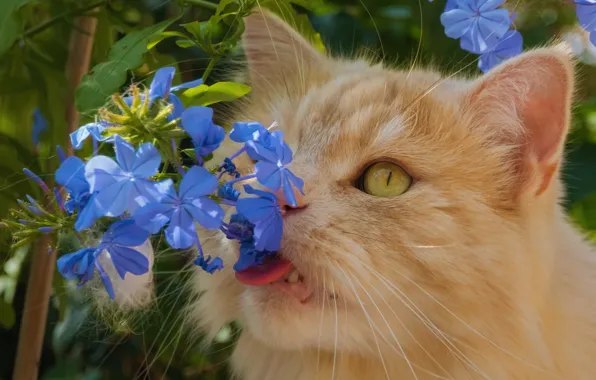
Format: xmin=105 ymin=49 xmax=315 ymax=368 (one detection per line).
xmin=388 ymin=264 xmax=561 ymax=378
xmin=348 ymin=256 xmax=488 ymax=380
xmin=330 ymin=278 xmax=339 ymax=380
xmin=131 ymin=262 xmax=192 ymax=380
xmin=316 ymin=269 xmax=326 ymax=377
xmin=349 ymin=262 xmax=456 ymax=380
xmin=357 ymin=0 xmax=385 ymax=61
xmin=333 ymin=253 xmax=468 ymax=380
xmin=343 ymin=267 xmax=421 ymax=380
xmin=406 ymin=0 xmax=424 ymax=82
xmin=336 ymin=272 xmax=391 ymax=380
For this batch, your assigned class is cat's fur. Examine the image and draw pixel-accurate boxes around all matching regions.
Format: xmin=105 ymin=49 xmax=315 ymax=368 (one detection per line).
xmin=117 ymin=10 xmax=596 ymax=380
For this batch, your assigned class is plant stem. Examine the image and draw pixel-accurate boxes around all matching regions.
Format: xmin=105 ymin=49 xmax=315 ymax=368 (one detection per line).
xmin=22 ymin=0 xmax=106 ymax=39
xmin=202 ymin=57 xmax=219 ymax=82
xmin=184 ymin=0 xmax=218 ymax=10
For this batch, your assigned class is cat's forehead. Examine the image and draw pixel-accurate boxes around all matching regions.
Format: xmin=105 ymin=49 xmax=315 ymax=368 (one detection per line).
xmin=286 ymin=68 xmax=471 ymax=173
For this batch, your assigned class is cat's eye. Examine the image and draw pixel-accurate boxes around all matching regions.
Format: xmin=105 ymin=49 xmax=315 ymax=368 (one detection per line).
xmin=356 ymin=161 xmax=412 ymax=197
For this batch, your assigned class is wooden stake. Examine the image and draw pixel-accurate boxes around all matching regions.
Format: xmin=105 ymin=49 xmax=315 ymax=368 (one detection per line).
xmin=12 ymin=11 xmax=99 ymax=380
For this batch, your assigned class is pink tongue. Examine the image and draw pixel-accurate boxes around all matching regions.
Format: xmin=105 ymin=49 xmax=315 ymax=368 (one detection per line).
xmin=235 ymin=256 xmax=293 ymax=286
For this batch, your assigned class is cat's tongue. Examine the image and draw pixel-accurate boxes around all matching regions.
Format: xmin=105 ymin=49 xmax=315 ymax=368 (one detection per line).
xmin=235 ymin=256 xmax=293 ymax=286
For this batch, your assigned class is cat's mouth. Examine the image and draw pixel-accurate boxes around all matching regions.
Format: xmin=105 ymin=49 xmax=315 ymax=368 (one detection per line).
xmin=235 ymin=255 xmax=314 ymax=303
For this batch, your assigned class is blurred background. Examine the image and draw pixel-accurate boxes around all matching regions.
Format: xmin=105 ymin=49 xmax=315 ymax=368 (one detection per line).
xmin=1 ymin=0 xmax=596 ymax=379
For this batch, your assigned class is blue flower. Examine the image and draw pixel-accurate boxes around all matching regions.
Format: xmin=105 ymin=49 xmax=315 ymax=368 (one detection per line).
xmin=84 ymin=136 xmax=163 ymax=217
xmin=234 ymin=240 xmax=271 ymax=272
xmin=218 ymin=183 xmax=240 ymax=201
xmin=218 ymin=158 xmax=240 ymax=178
xmin=56 ymin=157 xmax=102 ymax=231
xmin=70 ymin=121 xmax=112 ymax=150
xmin=181 ymin=106 xmax=225 ymax=159
xmin=194 ymin=255 xmax=224 ymax=274
xmin=57 ymin=219 xmax=150 ymax=299
xmin=32 ymin=108 xmax=47 ymax=146
xmin=99 ymin=219 xmax=150 ymax=280
xmin=577 ymin=1 xmax=596 ymax=48
xmin=445 ymin=0 xmax=458 ymax=11
xmin=126 ymin=67 xmax=204 ymax=120
xmin=440 ymin=0 xmax=512 ymax=54
xmin=57 ymin=247 xmax=98 ymax=285
xmin=235 ymin=185 xmax=283 ymax=252
xmin=223 ymin=213 xmax=254 ymax=241
xmin=134 ymin=166 xmax=224 ymax=249
xmin=248 ymin=130 xmax=304 ymax=207
xmin=230 ymin=122 xmax=271 ymax=144
xmin=478 ymin=30 xmax=523 ymax=72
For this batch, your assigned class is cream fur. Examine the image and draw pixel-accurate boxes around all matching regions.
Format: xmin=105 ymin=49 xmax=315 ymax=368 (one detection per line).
xmin=115 ymin=10 xmax=596 ymax=380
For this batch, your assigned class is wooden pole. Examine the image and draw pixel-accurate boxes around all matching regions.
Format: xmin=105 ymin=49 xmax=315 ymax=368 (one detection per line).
xmin=12 ymin=11 xmax=99 ymax=380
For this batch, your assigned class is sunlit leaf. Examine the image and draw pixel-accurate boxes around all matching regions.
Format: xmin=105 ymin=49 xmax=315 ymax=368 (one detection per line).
xmin=183 ymin=82 xmax=251 ymax=106
xmin=147 ymin=31 xmax=189 ymax=49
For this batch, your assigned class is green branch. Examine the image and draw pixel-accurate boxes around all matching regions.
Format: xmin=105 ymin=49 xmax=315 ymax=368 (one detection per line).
xmin=184 ymin=0 xmax=218 ymax=10
xmin=22 ymin=0 xmax=106 ymax=39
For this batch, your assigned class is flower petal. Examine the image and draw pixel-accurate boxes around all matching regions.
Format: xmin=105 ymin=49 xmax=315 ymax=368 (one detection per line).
xmin=131 ymin=143 xmax=161 ymax=178
xmin=134 ymin=202 xmax=174 ymax=233
xmin=441 ymin=9 xmax=475 ymax=39
xmin=185 ymin=198 xmax=224 ymax=230
xmin=181 ymin=106 xmax=214 ymax=143
xmin=74 ymin=193 xmax=100 ymax=231
xmin=236 ymin=197 xmax=275 ymax=223
xmin=114 ymin=135 xmax=136 ymax=172
xmin=164 ymin=208 xmax=197 ymax=249
xmin=168 ymin=93 xmax=185 ymax=121
xmin=171 ymin=78 xmax=203 ymax=92
xmin=55 ymin=156 xmax=89 ymax=195
xmin=149 ymin=67 xmax=175 ymax=102
xmin=229 ymin=122 xmax=267 ymax=143
xmin=94 ymin=180 xmax=131 ymax=217
xmin=103 ymin=219 xmax=150 ymax=246
xmin=95 ymin=261 xmax=115 ymax=299
xmin=253 ymin=213 xmax=283 ymax=252
xmin=85 ymin=155 xmax=124 ymax=193
xmin=179 ymin=166 xmax=219 ymax=199
xmin=255 ymin=161 xmax=282 ymax=191
xmin=107 ymin=245 xmax=150 ymax=279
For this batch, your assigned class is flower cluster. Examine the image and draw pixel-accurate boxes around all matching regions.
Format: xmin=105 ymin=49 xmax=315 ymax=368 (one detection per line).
xmin=5 ymin=67 xmax=303 ymax=299
xmin=437 ymin=0 xmax=522 ymax=73
xmin=435 ymin=0 xmax=596 ymax=73
xmin=577 ymin=1 xmax=596 ymax=47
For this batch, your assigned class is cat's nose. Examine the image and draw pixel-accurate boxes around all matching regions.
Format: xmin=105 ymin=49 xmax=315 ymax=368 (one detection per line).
xmin=274 ymin=188 xmax=308 ymax=215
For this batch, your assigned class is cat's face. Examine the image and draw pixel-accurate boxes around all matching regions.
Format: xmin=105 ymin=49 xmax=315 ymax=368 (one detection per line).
xmin=194 ymin=11 xmax=574 ymax=358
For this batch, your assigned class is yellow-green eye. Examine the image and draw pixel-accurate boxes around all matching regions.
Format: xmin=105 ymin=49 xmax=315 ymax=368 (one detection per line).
xmin=356 ymin=161 xmax=412 ymax=197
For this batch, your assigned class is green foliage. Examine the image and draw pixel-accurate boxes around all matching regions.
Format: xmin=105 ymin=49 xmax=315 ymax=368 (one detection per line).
xmin=2 ymin=0 xmax=596 ymax=379
xmin=183 ymin=82 xmax=252 ymax=106
xmin=76 ymin=18 xmax=179 ymax=113
xmin=0 ymin=0 xmax=34 ymax=56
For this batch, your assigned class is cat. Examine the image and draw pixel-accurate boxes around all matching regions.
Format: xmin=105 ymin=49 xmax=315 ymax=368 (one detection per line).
xmin=109 ymin=9 xmax=596 ymax=380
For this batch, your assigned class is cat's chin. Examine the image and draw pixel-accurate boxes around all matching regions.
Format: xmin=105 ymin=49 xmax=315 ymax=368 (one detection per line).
xmin=237 ymin=264 xmax=326 ymax=350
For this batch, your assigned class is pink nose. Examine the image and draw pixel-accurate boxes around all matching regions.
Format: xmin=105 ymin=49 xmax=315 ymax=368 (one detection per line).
xmin=272 ymin=188 xmax=307 ymax=215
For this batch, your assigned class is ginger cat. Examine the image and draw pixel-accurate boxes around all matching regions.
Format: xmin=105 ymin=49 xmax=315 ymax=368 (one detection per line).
xmin=111 ymin=10 xmax=596 ymax=380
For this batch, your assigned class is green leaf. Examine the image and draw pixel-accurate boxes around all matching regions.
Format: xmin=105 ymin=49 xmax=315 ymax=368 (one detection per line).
xmin=175 ymin=39 xmax=195 ymax=48
xmin=183 ymin=82 xmax=251 ymax=106
xmin=147 ymin=31 xmax=189 ymax=50
xmin=75 ymin=18 xmax=178 ymax=113
xmin=0 ymin=0 xmax=34 ymax=57
xmin=0 ymin=298 xmax=16 ymax=329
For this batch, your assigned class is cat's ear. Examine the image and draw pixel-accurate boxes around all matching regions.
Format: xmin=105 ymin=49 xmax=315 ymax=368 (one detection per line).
xmin=463 ymin=45 xmax=575 ymax=198
xmin=242 ymin=10 xmax=329 ymax=95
